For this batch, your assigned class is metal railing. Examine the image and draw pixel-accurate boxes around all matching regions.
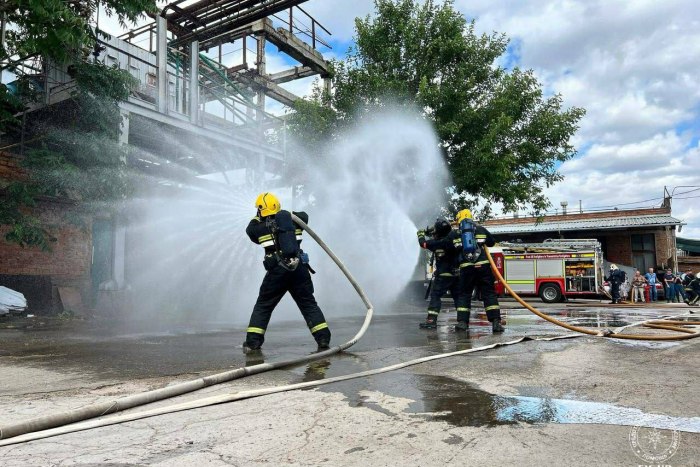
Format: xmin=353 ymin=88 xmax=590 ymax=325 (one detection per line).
xmin=271 ymin=6 xmax=332 ymax=50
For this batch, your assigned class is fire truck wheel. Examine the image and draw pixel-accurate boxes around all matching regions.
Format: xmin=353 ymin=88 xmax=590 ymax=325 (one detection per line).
xmin=539 ymin=283 xmax=563 ymax=303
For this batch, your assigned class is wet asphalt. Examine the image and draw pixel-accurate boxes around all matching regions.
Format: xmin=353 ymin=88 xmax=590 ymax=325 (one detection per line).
xmin=1 ymin=298 xmax=699 ymax=467
xmin=1 ymin=298 xmax=698 ymax=432
xmin=0 ymin=299 xmax=669 ymax=380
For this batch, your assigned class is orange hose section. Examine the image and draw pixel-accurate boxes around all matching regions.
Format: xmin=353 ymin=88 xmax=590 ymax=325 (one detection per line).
xmin=484 ymin=246 xmax=700 ymax=341
xmin=647 ymin=320 xmax=700 ymax=326
xmin=642 ymin=323 xmax=698 ymax=334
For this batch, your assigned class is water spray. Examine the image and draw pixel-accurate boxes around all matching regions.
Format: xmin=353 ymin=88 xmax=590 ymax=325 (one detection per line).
xmin=0 ymin=214 xmax=374 ymax=443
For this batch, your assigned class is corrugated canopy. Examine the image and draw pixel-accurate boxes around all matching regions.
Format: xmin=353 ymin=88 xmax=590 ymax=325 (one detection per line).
xmin=486 ymin=214 xmax=683 ymax=234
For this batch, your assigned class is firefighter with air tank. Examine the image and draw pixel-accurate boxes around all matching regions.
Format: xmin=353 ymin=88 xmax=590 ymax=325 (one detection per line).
xmin=456 ymin=209 xmax=505 ymax=333
xmin=417 ymin=209 xmax=505 ymax=333
xmin=243 ymin=192 xmax=331 ymax=353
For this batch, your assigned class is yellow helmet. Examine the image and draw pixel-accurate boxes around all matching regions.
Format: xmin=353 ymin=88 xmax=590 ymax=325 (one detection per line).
xmin=255 ymin=192 xmax=281 ymax=217
xmin=456 ymin=209 xmax=473 ymax=224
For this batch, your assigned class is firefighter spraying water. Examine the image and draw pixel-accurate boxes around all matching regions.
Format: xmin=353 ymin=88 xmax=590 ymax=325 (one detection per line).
xmin=416 ymin=218 xmax=465 ymax=329
xmin=455 ymin=209 xmax=505 ymax=332
xmin=243 ymin=192 xmax=331 ymax=353
xmin=417 ymin=209 xmax=505 ymax=333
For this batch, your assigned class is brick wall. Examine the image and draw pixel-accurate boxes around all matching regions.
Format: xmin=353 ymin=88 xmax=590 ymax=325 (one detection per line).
xmin=601 ymin=233 xmax=631 ymax=265
xmin=491 ymin=228 xmax=675 ymax=270
xmin=0 ymin=152 xmax=27 ymax=185
xmin=0 ymin=152 xmax=93 ymax=313
xmin=0 ymin=216 xmax=91 ymax=277
xmin=655 ymin=229 xmax=673 ymax=268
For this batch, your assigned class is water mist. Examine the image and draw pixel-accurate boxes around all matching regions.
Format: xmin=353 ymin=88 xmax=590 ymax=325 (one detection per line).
xmin=121 ymin=110 xmax=449 ymax=331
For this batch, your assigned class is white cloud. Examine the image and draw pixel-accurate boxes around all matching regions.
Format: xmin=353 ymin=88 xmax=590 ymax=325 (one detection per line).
xmin=301 ymin=0 xmax=375 ymax=43
xmin=95 ymin=0 xmax=700 ymax=236
xmin=448 ymin=0 xmax=700 ymax=236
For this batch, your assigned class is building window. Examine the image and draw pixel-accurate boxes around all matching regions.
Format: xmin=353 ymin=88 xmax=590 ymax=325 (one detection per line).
xmin=631 ymin=233 xmax=655 ymax=271
xmin=146 ymin=73 xmax=157 ymax=87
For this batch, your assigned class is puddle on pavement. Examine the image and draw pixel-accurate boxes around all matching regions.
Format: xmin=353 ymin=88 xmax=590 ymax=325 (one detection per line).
xmin=412 ymin=375 xmax=700 ymax=433
xmin=323 ymin=372 xmax=700 ymax=433
xmin=541 ymin=309 xmax=667 ymax=328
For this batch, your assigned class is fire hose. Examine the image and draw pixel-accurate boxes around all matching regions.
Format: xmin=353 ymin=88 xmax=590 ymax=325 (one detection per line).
xmin=483 ymin=246 xmax=700 ymax=341
xmin=0 ymin=214 xmax=375 ymax=442
xmin=1 ymin=230 xmax=699 ymax=446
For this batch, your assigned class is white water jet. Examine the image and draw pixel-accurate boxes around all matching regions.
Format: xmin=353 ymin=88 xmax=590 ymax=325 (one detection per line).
xmin=121 ymin=109 xmax=449 ymax=328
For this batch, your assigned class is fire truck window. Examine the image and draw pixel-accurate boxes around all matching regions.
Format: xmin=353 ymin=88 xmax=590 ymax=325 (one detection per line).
xmin=565 ymin=260 xmax=595 ymax=292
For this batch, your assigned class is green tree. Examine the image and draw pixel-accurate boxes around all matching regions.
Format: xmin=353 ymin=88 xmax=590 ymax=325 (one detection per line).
xmin=289 ymin=0 xmax=585 ymax=217
xmin=0 ymin=0 xmax=156 ymax=249
xmin=1 ymin=0 xmax=155 ymax=65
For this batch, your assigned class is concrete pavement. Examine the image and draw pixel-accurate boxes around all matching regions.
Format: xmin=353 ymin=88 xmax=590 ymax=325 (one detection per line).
xmin=1 ymin=299 xmax=698 ymax=466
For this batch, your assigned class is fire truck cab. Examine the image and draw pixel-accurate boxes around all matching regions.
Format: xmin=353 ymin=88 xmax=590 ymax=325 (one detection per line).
xmin=491 ymin=239 xmax=605 ymax=303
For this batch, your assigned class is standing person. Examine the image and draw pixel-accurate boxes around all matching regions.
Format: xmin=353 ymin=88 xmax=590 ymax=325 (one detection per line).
xmin=674 ymin=271 xmax=689 ymax=304
xmin=455 ymin=209 xmax=504 ymax=333
xmin=243 ymin=192 xmax=331 ymax=353
xmin=664 ymin=268 xmax=676 ymax=303
xmin=417 ymin=218 xmax=466 ymax=329
xmin=631 ymin=270 xmax=646 ymax=303
xmin=644 ymin=267 xmax=658 ymax=302
xmin=605 ymin=264 xmax=625 ymax=304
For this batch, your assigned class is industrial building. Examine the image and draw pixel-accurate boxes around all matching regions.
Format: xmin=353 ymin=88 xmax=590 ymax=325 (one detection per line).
xmin=482 ymin=200 xmax=685 ymax=273
xmin=0 ymin=1 xmax=330 ymax=314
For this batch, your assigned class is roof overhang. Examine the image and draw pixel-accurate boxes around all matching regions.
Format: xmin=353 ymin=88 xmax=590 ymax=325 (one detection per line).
xmin=485 ymin=214 xmax=684 ymax=235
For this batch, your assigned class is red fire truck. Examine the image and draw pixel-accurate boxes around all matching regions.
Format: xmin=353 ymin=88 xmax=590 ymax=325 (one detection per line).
xmin=491 ymin=239 xmax=605 ymax=303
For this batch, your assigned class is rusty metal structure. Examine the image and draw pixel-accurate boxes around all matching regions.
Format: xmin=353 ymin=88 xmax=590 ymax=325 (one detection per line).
xmin=0 ymin=1 xmax=332 ymax=296
xmin=2 ymin=0 xmax=331 ymax=182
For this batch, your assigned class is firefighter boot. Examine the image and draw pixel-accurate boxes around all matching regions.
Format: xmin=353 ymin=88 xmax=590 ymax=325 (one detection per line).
xmin=419 ymin=315 xmax=438 ymax=329
xmin=242 ymin=341 xmax=262 ymax=354
xmin=491 ymin=319 xmax=505 ymax=333
xmin=316 ymin=339 xmax=330 ymax=351
xmin=455 ymin=310 xmax=470 ymax=331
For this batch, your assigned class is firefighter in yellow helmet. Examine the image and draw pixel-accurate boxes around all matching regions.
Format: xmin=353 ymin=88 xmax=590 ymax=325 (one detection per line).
xmin=243 ymin=192 xmax=331 ymax=353
xmin=455 ymin=209 xmax=504 ymax=333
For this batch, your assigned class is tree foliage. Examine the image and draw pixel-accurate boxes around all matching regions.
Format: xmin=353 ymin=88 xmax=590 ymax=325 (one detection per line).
xmin=1 ymin=0 xmax=155 ymax=65
xmin=0 ymin=0 xmax=156 ymax=249
xmin=289 ymin=0 xmax=585 ymax=217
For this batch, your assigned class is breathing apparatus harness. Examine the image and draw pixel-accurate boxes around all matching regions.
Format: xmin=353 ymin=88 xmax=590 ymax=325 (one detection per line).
xmin=459 ymin=217 xmax=480 ymax=262
xmin=263 ymin=211 xmax=312 ymax=273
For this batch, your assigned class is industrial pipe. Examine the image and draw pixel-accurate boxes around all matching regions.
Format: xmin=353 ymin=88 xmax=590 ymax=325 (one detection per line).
xmin=0 ymin=214 xmax=374 ymax=441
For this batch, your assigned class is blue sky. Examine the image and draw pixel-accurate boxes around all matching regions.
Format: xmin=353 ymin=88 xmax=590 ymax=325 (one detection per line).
xmin=301 ymin=0 xmax=700 ymax=237
xmin=101 ymin=0 xmax=700 ymax=237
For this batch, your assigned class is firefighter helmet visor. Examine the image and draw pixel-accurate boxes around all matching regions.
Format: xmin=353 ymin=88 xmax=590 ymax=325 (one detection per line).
xmin=433 ymin=218 xmax=452 ymax=237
